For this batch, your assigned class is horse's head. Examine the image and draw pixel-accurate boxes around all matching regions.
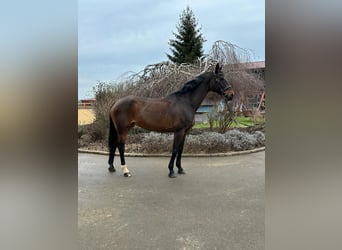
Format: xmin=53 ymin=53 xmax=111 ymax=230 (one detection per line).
xmin=211 ymin=63 xmax=234 ymax=101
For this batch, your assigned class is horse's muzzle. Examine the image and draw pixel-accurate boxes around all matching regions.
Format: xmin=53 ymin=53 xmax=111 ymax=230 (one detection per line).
xmin=222 ymin=86 xmax=234 ymax=101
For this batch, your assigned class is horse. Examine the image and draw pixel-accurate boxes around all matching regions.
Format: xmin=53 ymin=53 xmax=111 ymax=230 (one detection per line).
xmin=108 ymin=63 xmax=234 ymax=178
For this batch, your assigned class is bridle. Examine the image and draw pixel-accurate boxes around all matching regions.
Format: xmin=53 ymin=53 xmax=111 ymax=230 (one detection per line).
xmin=220 ymin=85 xmax=233 ymax=97
xmin=213 ymin=71 xmax=232 ymax=97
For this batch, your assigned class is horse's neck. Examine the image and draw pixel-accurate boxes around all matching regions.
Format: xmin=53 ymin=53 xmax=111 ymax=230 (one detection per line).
xmin=184 ymin=79 xmax=210 ymax=111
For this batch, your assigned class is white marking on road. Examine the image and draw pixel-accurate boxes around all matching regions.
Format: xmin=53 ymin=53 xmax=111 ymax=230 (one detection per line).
xmin=114 ymin=223 xmax=128 ymax=233
xmin=208 ymin=161 xmax=241 ymax=167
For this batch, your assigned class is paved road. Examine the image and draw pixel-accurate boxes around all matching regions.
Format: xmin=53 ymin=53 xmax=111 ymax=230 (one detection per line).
xmin=78 ymin=152 xmax=264 ymax=250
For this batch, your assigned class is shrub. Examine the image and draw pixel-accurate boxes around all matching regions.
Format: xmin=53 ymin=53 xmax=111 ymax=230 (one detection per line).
xmin=138 ymin=130 xmax=265 ymax=154
xmin=129 ymin=126 xmax=148 ymax=135
xmin=78 ymin=125 xmax=85 ymax=139
xmin=85 ymin=120 xmax=107 ymax=141
xmin=254 ymin=130 xmax=266 ymax=146
xmin=224 ymin=129 xmax=265 ymax=151
xmin=140 ymin=132 xmax=173 ymax=153
xmin=185 ymin=132 xmax=229 ymax=153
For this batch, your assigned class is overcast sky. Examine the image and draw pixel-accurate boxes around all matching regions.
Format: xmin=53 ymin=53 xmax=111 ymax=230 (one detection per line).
xmin=78 ymin=0 xmax=265 ymax=99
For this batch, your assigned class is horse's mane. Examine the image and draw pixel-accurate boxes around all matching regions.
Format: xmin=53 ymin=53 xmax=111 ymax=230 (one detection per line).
xmin=172 ymin=72 xmax=209 ymax=95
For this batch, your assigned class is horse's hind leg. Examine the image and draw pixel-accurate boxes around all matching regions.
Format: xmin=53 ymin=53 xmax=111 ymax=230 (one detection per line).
xmin=118 ymin=142 xmax=131 ymax=177
xmin=117 ymin=129 xmax=132 ymax=177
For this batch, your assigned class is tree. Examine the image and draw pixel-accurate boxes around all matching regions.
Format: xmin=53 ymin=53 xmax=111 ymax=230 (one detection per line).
xmin=167 ymin=6 xmax=206 ymax=64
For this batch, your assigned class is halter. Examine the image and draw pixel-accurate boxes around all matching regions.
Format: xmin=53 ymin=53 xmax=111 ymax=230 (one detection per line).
xmin=213 ymin=71 xmax=232 ymax=96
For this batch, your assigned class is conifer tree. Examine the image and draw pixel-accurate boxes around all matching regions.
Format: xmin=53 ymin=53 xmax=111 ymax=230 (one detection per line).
xmin=167 ymin=6 xmax=206 ymax=64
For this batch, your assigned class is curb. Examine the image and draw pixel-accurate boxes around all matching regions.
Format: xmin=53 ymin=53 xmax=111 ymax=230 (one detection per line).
xmin=78 ymin=146 xmax=265 ymax=157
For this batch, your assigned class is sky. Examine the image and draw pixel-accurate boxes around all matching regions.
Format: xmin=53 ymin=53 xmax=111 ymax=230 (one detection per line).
xmin=78 ymin=0 xmax=265 ymax=99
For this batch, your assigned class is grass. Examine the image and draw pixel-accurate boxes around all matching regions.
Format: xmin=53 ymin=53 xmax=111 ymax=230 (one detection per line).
xmin=193 ymin=116 xmax=260 ymax=129
xmin=193 ymin=123 xmax=212 ymax=129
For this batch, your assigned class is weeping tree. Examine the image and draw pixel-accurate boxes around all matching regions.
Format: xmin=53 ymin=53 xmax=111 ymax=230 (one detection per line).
xmin=205 ymin=41 xmax=264 ymax=113
xmin=94 ymin=40 xmax=263 ymax=109
xmin=90 ymin=40 xmax=264 ymax=138
xmin=204 ymin=41 xmax=265 ymax=130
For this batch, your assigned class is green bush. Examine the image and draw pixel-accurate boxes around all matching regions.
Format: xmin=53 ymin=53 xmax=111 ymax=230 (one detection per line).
xmin=78 ymin=125 xmax=85 ymax=139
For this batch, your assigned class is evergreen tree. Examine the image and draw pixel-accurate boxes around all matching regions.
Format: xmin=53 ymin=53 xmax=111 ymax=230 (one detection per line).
xmin=167 ymin=6 xmax=206 ymax=64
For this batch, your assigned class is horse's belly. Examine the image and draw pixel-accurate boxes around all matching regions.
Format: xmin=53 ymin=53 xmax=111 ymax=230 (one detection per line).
xmin=133 ymin=98 xmax=187 ymax=132
xmin=136 ymin=115 xmax=176 ymax=132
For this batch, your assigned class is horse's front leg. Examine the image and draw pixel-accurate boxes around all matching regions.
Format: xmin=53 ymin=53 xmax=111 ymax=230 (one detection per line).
xmin=175 ymin=139 xmax=186 ymax=175
xmin=176 ymin=127 xmax=191 ymax=175
xmin=168 ymin=130 xmax=185 ymax=178
xmin=168 ymin=149 xmax=177 ymax=178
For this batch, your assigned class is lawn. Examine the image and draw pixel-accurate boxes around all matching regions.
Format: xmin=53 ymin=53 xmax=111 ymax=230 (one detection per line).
xmin=193 ymin=116 xmax=261 ymax=129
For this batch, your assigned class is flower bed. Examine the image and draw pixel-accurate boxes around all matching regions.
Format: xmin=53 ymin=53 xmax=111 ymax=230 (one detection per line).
xmin=78 ymin=126 xmax=265 ymax=154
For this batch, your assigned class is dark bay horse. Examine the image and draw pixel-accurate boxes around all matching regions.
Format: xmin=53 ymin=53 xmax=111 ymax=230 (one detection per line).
xmin=108 ymin=63 xmax=234 ymax=178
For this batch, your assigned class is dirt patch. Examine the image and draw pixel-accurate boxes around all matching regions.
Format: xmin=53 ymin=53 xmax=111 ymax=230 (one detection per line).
xmin=78 ymin=109 xmax=95 ymax=125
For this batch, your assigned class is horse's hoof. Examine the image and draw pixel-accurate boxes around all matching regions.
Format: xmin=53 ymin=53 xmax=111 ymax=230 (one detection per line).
xmin=123 ymin=172 xmax=132 ymax=177
xmin=168 ymin=173 xmax=177 ymax=178
xmin=108 ymin=167 xmax=116 ymax=172
xmin=178 ymin=169 xmax=186 ymax=175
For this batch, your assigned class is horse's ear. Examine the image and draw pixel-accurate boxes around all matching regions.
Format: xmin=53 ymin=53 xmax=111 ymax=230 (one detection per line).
xmin=215 ymin=63 xmax=220 ymax=74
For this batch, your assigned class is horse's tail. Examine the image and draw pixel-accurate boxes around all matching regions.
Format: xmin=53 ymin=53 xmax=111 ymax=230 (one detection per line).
xmin=108 ymin=114 xmax=117 ymax=165
xmin=108 ymin=114 xmax=116 ymax=146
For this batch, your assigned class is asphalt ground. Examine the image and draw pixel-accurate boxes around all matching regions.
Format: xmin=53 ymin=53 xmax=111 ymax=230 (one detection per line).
xmin=78 ymin=151 xmax=264 ymax=250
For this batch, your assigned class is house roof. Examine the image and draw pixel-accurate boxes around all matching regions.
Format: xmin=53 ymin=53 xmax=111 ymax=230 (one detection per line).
xmin=223 ymin=61 xmax=265 ymax=70
xmin=242 ymin=61 xmax=265 ymax=69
